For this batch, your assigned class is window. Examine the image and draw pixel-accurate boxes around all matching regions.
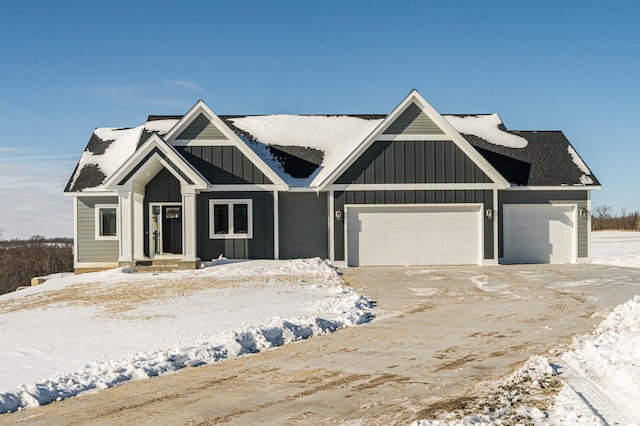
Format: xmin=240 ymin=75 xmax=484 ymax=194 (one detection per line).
xmin=209 ymin=199 xmax=253 ymax=239
xmin=95 ymin=204 xmax=118 ymax=240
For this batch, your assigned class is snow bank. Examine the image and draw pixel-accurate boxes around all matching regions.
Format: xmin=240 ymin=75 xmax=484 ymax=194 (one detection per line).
xmin=552 ymin=295 xmax=640 ymax=423
xmin=0 ymin=259 xmax=374 ymax=414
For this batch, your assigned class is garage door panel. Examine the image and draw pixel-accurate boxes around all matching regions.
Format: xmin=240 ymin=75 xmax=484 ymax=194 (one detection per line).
xmin=347 ymin=205 xmax=481 ymax=266
xmin=503 ymin=205 xmax=576 ymax=264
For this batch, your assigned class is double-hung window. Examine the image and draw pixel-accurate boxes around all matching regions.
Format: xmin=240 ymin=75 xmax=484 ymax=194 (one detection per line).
xmin=209 ymin=199 xmax=253 ymax=239
xmin=95 ymin=204 xmax=118 ymax=240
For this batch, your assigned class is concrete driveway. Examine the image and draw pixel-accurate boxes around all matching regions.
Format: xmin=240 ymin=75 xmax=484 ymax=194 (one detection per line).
xmin=3 ymin=264 xmax=640 ymax=425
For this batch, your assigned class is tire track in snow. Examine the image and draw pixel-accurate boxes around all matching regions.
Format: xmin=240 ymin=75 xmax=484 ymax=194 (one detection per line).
xmin=553 ymin=359 xmax=628 ymax=425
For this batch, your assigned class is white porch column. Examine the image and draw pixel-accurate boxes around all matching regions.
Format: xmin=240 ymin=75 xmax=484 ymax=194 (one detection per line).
xmin=132 ymin=191 xmax=145 ymax=260
xmin=182 ymin=186 xmax=197 ymax=262
xmin=118 ymin=187 xmax=134 ymax=262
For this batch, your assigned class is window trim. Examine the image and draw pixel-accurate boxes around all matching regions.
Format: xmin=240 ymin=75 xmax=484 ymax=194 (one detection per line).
xmin=95 ymin=204 xmax=119 ymax=240
xmin=209 ymin=199 xmax=253 ymax=239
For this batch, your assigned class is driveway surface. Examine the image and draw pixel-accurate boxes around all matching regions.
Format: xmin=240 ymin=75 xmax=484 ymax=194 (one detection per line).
xmin=3 ymin=264 xmax=640 ymax=425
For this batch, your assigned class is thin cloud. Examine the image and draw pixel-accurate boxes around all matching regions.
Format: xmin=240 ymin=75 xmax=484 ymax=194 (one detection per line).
xmin=0 ymin=153 xmax=79 ymax=160
xmin=165 ymin=80 xmax=206 ymax=93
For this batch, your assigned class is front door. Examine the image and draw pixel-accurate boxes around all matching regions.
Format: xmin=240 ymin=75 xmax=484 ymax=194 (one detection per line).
xmin=151 ymin=204 xmax=183 ymax=255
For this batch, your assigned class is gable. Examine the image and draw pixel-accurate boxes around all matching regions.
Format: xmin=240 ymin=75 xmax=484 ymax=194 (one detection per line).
xmin=336 ymin=140 xmax=491 ymax=184
xmin=383 ymin=102 xmax=445 ymax=135
xmin=321 ymin=90 xmax=509 ymax=189
xmin=175 ymin=113 xmax=227 ymax=140
xmin=175 ymin=145 xmax=273 ymax=185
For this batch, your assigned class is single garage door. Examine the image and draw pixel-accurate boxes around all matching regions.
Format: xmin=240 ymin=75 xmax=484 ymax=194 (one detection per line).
xmin=503 ymin=204 xmax=577 ymax=264
xmin=346 ymin=205 xmax=482 ymax=266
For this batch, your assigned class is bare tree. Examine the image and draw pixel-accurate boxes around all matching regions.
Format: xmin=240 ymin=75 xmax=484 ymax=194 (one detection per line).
xmin=593 ymin=205 xmax=613 ymax=220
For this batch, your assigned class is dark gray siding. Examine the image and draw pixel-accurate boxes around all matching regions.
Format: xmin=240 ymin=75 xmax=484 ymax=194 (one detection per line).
xmin=176 ymin=146 xmax=272 ymax=185
xmin=383 ymin=102 xmax=444 ymax=135
xmin=176 ymin=113 xmax=226 ymax=140
xmin=279 ymin=192 xmax=328 ymax=259
xmin=77 ymin=196 xmax=119 ymax=263
xmin=336 ymin=141 xmax=491 ymax=184
xmin=333 ymin=190 xmax=494 ymax=261
xmin=197 ymin=191 xmax=274 ymax=260
xmin=143 ymin=169 xmax=182 ymax=256
xmin=498 ymin=190 xmax=589 ymax=258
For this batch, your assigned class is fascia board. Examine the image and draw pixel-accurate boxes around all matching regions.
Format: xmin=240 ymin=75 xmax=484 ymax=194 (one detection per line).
xmin=318 ymin=89 xmax=510 ymax=191
xmin=165 ymin=100 xmax=289 ymax=190
xmin=103 ymin=134 xmax=208 ymax=190
xmin=317 ymin=91 xmax=420 ymax=190
xmin=408 ymin=91 xmax=510 ymax=188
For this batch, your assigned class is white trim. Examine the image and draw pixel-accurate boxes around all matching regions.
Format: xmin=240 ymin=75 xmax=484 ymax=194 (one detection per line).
xmin=318 ymin=90 xmax=510 ymax=190
xmin=148 ymin=202 xmax=183 ymax=257
xmin=502 ymin=203 xmax=578 ymax=264
xmin=182 ymin=192 xmax=197 ymax=262
xmin=493 ymin=188 xmax=498 ymax=261
xmin=209 ymin=199 xmax=254 ymax=239
xmin=273 ymin=191 xmax=279 ymax=260
xmin=103 ymin=134 xmax=209 ymax=191
xmin=170 ymin=139 xmax=238 ymax=147
xmin=164 ymin=100 xmax=289 ymax=189
xmin=343 ymin=203 xmax=484 ymax=267
xmin=208 ymin=184 xmax=285 ymax=192
xmin=74 ymin=262 xmax=120 ymax=270
xmin=328 ymin=190 xmax=335 ymax=262
xmin=376 ymin=134 xmax=455 ymax=141
xmin=507 ymin=185 xmax=602 ymax=191
xmin=73 ymin=197 xmax=79 ymax=268
xmin=65 ymin=191 xmax=118 ymax=197
xmin=330 ymin=183 xmax=501 ymax=191
xmin=94 ymin=204 xmax=119 ymax=241
xmin=285 ymin=186 xmax=322 ymax=192
xmin=587 ymin=191 xmax=592 ymax=261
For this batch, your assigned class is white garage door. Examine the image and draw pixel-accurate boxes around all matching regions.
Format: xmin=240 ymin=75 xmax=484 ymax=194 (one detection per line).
xmin=346 ymin=205 xmax=481 ymax=266
xmin=503 ymin=204 xmax=577 ymax=264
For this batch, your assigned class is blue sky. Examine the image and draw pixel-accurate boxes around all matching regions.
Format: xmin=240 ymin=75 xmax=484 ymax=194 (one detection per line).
xmin=0 ymin=1 xmax=638 ymax=239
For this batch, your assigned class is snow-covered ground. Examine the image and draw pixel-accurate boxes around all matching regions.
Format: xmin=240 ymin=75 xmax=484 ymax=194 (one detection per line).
xmin=0 ymin=258 xmax=373 ymax=413
xmin=414 ymin=231 xmax=640 ymax=425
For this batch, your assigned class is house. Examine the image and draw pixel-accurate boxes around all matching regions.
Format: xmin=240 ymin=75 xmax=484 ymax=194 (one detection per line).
xmin=64 ymin=90 xmax=600 ymax=273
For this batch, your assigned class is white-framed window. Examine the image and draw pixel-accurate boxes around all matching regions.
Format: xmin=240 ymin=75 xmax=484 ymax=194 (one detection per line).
xmin=209 ymin=199 xmax=253 ymax=239
xmin=95 ymin=204 xmax=118 ymax=240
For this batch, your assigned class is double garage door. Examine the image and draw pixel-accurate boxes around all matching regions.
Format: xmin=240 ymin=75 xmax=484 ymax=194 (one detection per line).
xmin=503 ymin=204 xmax=577 ymax=264
xmin=346 ymin=205 xmax=482 ymax=267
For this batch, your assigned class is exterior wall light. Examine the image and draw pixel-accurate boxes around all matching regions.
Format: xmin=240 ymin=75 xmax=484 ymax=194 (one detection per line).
xmin=486 ymin=208 xmax=493 ymax=219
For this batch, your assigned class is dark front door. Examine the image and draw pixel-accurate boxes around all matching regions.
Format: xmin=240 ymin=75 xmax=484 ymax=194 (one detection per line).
xmin=162 ymin=206 xmax=182 ymax=254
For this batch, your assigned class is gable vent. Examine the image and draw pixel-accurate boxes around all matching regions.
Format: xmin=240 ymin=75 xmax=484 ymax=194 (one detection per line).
xmin=176 ymin=113 xmax=227 ymax=140
xmin=383 ymin=102 xmax=444 ymax=135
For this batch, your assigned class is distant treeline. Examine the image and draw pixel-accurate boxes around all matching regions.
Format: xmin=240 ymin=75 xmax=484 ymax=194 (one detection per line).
xmin=0 ymin=236 xmax=73 ymax=295
xmin=592 ymin=206 xmax=640 ymax=231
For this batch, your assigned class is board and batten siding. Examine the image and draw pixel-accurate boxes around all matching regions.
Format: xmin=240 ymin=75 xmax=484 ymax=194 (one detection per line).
xmin=383 ymin=102 xmax=444 ymax=135
xmin=176 ymin=146 xmax=272 ymax=185
xmin=176 ymin=113 xmax=226 ymax=140
xmin=333 ymin=190 xmax=494 ymax=262
xmin=143 ymin=168 xmax=182 ymax=256
xmin=76 ymin=196 xmax=119 ymax=263
xmin=498 ymin=190 xmax=589 ymax=259
xmin=196 ymin=191 xmax=274 ymax=260
xmin=279 ymin=192 xmax=328 ymax=259
xmin=336 ymin=141 xmax=491 ymax=185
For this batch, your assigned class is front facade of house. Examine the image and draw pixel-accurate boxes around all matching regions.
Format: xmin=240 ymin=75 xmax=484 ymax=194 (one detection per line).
xmin=64 ymin=91 xmax=600 ymax=272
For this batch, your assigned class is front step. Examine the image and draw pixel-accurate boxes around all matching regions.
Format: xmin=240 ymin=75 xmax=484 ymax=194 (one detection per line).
xmin=124 ymin=258 xmax=202 ymax=273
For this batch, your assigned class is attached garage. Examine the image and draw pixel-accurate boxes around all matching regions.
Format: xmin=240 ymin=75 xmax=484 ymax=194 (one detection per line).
xmin=345 ymin=204 xmax=482 ymax=266
xmin=502 ymin=204 xmax=577 ymax=264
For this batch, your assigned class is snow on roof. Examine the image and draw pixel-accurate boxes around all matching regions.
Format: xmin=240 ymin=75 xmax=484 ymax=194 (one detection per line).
xmin=67 ymin=119 xmax=179 ymax=192
xmin=567 ymin=145 xmax=594 ymax=185
xmin=229 ymin=115 xmax=384 ymax=187
xmin=145 ymin=118 xmax=180 ymax=134
xmin=444 ymin=114 xmax=529 ymax=149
